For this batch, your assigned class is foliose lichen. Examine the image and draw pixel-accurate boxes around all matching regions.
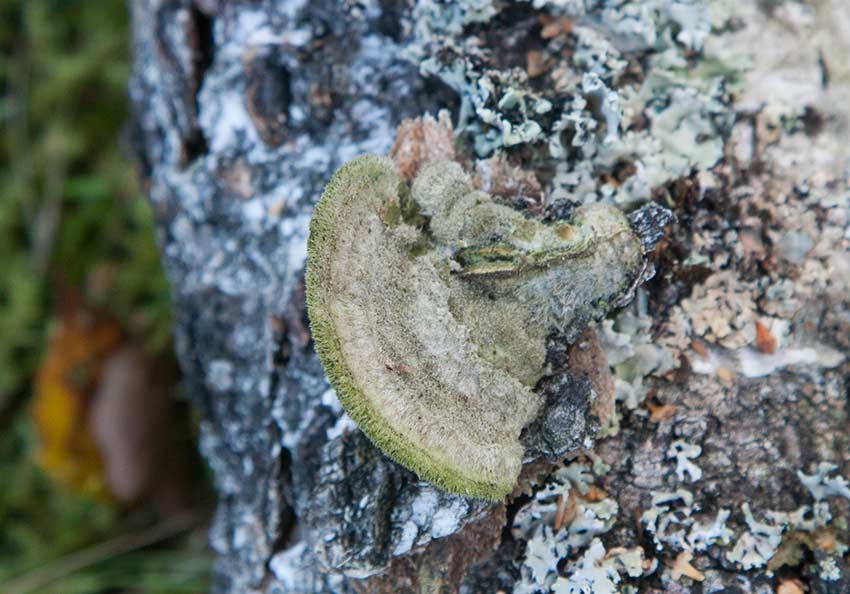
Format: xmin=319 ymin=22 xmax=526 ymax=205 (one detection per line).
xmin=512 ymin=460 xmax=654 ymax=593
xmin=306 ymin=155 xmax=653 ymax=499
xmin=406 ymin=0 xmax=733 ymax=210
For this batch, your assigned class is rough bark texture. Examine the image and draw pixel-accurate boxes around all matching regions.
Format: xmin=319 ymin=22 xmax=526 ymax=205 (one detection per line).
xmin=129 ymin=1 xmax=850 ymax=593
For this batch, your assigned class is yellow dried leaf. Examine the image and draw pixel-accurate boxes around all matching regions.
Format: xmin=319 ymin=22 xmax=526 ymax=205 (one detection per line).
xmin=32 ymin=303 xmax=122 ymax=498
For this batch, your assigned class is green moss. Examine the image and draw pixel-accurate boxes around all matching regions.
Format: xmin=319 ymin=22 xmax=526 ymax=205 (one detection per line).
xmin=0 ymin=0 xmax=173 ymax=401
xmin=306 ymin=156 xmax=645 ymax=499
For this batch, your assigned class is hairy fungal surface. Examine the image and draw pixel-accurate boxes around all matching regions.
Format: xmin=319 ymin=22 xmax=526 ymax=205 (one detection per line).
xmin=306 ymin=156 xmax=645 ymax=499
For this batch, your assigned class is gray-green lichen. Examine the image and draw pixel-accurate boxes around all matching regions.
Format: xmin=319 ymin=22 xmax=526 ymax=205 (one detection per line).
xmin=306 ymin=156 xmax=649 ymax=499
xmin=407 ymin=0 xmax=733 ymax=209
xmin=636 ymin=456 xmax=850 ymax=575
xmin=799 ymin=463 xmax=850 ymax=502
xmin=512 ymin=460 xmax=653 ymax=594
xmin=552 ymin=539 xmax=647 ymax=594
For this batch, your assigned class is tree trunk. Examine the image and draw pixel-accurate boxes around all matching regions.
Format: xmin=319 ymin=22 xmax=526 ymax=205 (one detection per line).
xmin=129 ymin=1 xmax=850 ymax=592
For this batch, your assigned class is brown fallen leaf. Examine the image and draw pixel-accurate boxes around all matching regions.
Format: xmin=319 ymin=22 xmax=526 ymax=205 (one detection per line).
xmin=540 ymin=15 xmax=573 ymax=39
xmin=554 ymin=490 xmax=577 ymax=531
xmin=33 ymin=293 xmax=192 ymax=512
xmin=776 ymin=578 xmax=805 ymax=594
xmin=582 ymin=485 xmax=609 ymax=503
xmin=647 ymin=401 xmax=677 ymax=422
xmin=716 ymin=367 xmax=735 ymax=384
xmin=526 ymin=50 xmax=548 ymax=78
xmin=691 ymin=338 xmax=709 ymax=357
xmin=755 ymin=320 xmax=778 ymax=354
xmin=813 ymin=527 xmax=837 ymax=552
xmin=389 ymin=113 xmax=456 ymax=182
xmin=670 ymin=551 xmax=705 ymax=582
xmin=89 ymin=345 xmax=190 ymax=512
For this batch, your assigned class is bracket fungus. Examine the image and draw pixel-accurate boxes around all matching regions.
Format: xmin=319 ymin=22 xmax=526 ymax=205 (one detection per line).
xmin=306 ymin=155 xmax=656 ymax=500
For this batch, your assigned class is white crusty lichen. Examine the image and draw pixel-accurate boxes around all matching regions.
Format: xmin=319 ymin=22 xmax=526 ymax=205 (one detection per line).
xmin=513 ymin=462 xmax=617 ymax=556
xmin=798 ymin=463 xmax=850 ymax=502
xmin=598 ymin=307 xmax=678 ymax=436
xmin=667 ymin=440 xmax=703 ymax=483
xmin=634 ymin=463 xmax=849 ymax=575
xmin=307 ymin=157 xmax=649 ymax=499
xmin=687 ymin=509 xmax=734 ymax=552
xmin=524 ymin=525 xmax=570 ymax=589
xmin=726 ymin=503 xmax=785 ymax=570
xmin=551 ymin=539 xmax=649 ymax=594
xmin=552 ymin=539 xmax=620 ymax=594
xmin=511 ymin=462 xmax=643 ymax=593
xmin=819 ymin=557 xmax=841 ymax=581
xmin=640 ymin=489 xmax=696 ymax=552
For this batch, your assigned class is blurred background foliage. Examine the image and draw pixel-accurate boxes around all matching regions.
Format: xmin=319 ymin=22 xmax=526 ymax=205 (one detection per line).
xmin=0 ymin=1 xmax=211 ymax=593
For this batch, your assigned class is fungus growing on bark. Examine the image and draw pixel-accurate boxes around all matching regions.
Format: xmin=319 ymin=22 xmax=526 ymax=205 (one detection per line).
xmin=306 ymin=155 xmax=653 ymax=499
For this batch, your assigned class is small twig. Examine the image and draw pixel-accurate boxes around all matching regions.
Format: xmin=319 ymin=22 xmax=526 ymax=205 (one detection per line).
xmin=553 ymin=490 xmax=576 ymax=531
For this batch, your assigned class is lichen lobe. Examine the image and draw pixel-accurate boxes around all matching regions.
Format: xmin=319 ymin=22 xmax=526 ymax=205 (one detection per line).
xmin=306 ymin=155 xmax=646 ymax=500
